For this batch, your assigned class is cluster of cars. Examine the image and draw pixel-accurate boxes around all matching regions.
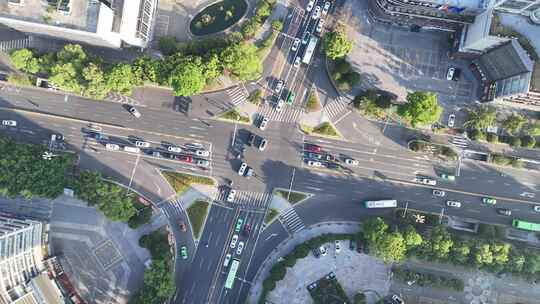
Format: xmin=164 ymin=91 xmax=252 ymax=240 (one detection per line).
xmin=273 ymin=80 xmax=297 ymax=112
xmin=224 ymin=218 xmax=251 ymax=267
xmin=291 ymin=1 xmax=331 ymax=68
xmin=303 ymin=143 xmax=361 ymax=170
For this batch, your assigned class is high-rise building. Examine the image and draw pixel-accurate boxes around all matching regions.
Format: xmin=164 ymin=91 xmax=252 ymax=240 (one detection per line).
xmin=0 ymin=0 xmax=157 ymax=49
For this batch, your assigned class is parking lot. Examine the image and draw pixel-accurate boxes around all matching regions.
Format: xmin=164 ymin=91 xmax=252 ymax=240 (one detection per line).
xmin=340 ymin=0 xmax=480 ymax=126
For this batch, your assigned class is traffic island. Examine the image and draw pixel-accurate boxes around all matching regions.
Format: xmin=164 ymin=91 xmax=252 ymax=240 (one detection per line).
xmin=305 ymin=89 xmax=322 ymax=113
xmin=186 ymin=200 xmax=210 ymax=240
xmin=274 ymin=189 xmax=311 ymax=205
xmin=264 ymin=208 xmax=279 ymax=225
xmin=300 ymin=122 xmax=343 ymax=140
xmin=218 ymin=108 xmax=251 ymax=124
xmin=161 ymin=171 xmax=216 ymax=195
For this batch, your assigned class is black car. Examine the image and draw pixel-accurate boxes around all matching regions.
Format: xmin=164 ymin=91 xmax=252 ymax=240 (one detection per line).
xmin=312 ymin=248 xmax=320 ymax=258
xmin=245 ymin=167 xmax=254 ymax=178
xmin=246 ymin=132 xmax=256 ymax=146
xmin=349 ymin=239 xmax=355 ymax=251
xmin=452 ymin=68 xmax=461 ymax=81
xmin=243 ymin=224 xmax=251 ymax=236
xmin=326 ymin=162 xmax=339 ymax=169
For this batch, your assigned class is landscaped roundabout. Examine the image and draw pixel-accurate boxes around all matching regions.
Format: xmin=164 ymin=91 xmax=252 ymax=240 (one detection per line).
xmin=190 ymin=0 xmax=248 ymax=36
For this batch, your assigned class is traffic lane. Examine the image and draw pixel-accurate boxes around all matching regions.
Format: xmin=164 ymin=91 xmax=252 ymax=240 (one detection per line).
xmin=177 ymin=205 xmax=236 ymax=304
xmin=217 ymin=210 xmax=266 ymax=304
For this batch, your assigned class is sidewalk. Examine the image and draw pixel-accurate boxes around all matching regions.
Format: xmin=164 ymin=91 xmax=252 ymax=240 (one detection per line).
xmin=247 ymin=221 xmax=361 ymax=303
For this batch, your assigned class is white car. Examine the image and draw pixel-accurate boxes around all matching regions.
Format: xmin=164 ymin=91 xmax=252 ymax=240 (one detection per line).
xmin=345 ymin=158 xmax=359 ymax=166
xmin=294 ymin=57 xmax=301 ymax=68
xmin=335 ymin=240 xmax=341 ymax=253
xmin=312 ymin=6 xmax=321 ymax=19
xmin=446 ymin=67 xmax=455 ymax=80
xmin=230 ymin=235 xmax=239 ymax=249
xmin=185 ymin=143 xmax=203 ymax=149
xmin=2 ymin=120 xmax=16 ymax=127
xmin=227 ymin=189 xmax=236 ymax=202
xmin=307 ymin=160 xmax=322 ymax=167
xmin=322 ymin=1 xmax=331 ymax=15
xmin=195 ymin=150 xmax=210 ymax=157
xmin=275 ymin=100 xmax=284 ymax=112
xmin=418 ymin=178 xmax=437 ymax=186
xmin=196 ymin=159 xmax=210 ymax=167
xmin=223 ymin=254 xmax=232 ymax=268
xmin=432 ymin=189 xmax=446 ymax=197
xmin=306 ymin=0 xmax=315 ymax=12
xmin=258 ymin=139 xmax=268 ymax=151
xmin=448 ymin=114 xmax=456 ymax=128
xmin=168 ymin=146 xmax=182 ymax=153
xmin=128 ymin=106 xmax=141 ymax=118
xmin=319 ymin=246 xmax=327 ymax=256
xmin=238 ymin=162 xmax=248 ymax=176
xmin=446 ymin=200 xmax=462 ymax=208
xmin=291 ymin=38 xmax=300 ymax=51
xmin=105 ymin=143 xmax=120 ymax=151
xmin=533 ymin=205 xmax=540 ymax=212
xmin=259 ymin=117 xmax=269 ymax=130
xmin=236 ymin=241 xmax=245 ymax=255
xmin=316 ymin=19 xmax=325 ymax=33
xmin=275 ymin=80 xmax=284 ymax=93
xmin=135 ymin=141 xmax=150 ymax=148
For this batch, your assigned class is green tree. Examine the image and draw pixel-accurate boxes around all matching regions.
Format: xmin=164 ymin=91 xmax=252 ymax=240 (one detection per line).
xmin=374 ymin=231 xmax=406 ymax=263
xmin=7 ymin=73 xmax=32 ymax=86
xmin=82 ymin=63 xmax=108 ymax=99
xmin=128 ymin=207 xmax=153 ymax=229
xmin=263 ymin=278 xmax=276 ymax=291
xmin=271 ymin=20 xmax=283 ymax=32
xmin=73 ymin=170 xmax=103 ymax=205
xmin=491 ymin=242 xmax=511 ymax=267
xmin=169 ymin=56 xmax=206 ymax=96
xmin=37 ymin=52 xmax=55 ymax=74
xmin=450 ymin=239 xmax=472 ymax=264
xmin=526 ymin=121 xmax=540 ymax=136
xmin=57 ymin=44 xmax=87 ymax=66
xmin=10 ymin=48 xmax=39 ymax=73
xmin=106 ymin=63 xmax=140 ymax=95
xmin=362 ymin=217 xmax=388 ymax=245
xmin=473 ymin=242 xmax=494 ymax=267
xmin=420 ymin=226 xmax=453 ymax=261
xmin=293 ymin=244 xmax=310 ymax=259
xmin=403 ymin=225 xmax=423 ymax=249
xmin=354 ymin=292 xmax=367 ymax=304
xmin=506 ymin=249 xmax=525 ymax=273
xmin=49 ymin=62 xmax=83 ymax=93
xmin=132 ymin=259 xmax=175 ymax=304
xmin=523 ymin=253 xmax=540 ymax=275
xmin=158 ymin=36 xmax=178 ymax=55
xmin=399 ymin=91 xmax=442 ymax=127
xmin=255 ymin=0 xmax=272 ymax=22
xmin=502 ymin=114 xmax=527 ymax=135
xmin=220 ymin=42 xmax=262 ymax=80
xmin=270 ymin=262 xmax=287 ymax=281
xmin=241 ymin=19 xmax=260 ymax=40
xmin=133 ymin=56 xmax=160 ymax=83
xmin=323 ymin=26 xmax=353 ymax=60
xmin=97 ymin=185 xmax=137 ymax=222
xmin=203 ymin=53 xmax=222 ymax=82
xmin=521 ymin=135 xmax=536 ymax=148
xmin=464 ymin=106 xmax=497 ymax=130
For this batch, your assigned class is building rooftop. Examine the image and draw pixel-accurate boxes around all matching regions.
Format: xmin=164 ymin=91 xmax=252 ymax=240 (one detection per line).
xmin=0 ymin=0 xmax=100 ymax=33
xmin=424 ymin=0 xmax=491 ymax=10
xmin=478 ymin=39 xmax=534 ymax=81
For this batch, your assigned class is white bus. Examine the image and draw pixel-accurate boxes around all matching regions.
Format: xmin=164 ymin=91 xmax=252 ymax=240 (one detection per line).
xmin=302 ymin=36 xmax=319 ymax=65
xmin=364 ymin=200 xmax=397 ymax=209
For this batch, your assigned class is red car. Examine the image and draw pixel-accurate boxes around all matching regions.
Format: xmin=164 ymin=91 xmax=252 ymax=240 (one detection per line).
xmin=305 ymin=144 xmax=321 ymax=152
xmin=176 ymin=155 xmax=193 ymax=163
xmin=243 ymin=224 xmax=251 ymax=236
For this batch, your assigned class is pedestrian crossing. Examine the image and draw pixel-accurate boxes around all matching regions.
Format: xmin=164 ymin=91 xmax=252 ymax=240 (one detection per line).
xmin=450 ymin=135 xmax=469 ymax=149
xmin=226 ymin=86 xmax=248 ymax=106
xmin=279 ymin=207 xmax=305 ymax=234
xmin=324 ymin=97 xmax=351 ymax=123
xmin=159 ymin=198 xmax=185 ymax=218
xmin=104 ymin=92 xmax=141 ymax=105
xmin=0 ymin=37 xmax=32 ymax=52
xmin=258 ymin=103 xmax=303 ymax=123
xmin=215 ymin=190 xmax=272 ymax=210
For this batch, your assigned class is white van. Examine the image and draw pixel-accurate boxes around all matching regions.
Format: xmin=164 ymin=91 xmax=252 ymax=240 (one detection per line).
xmin=124 ymin=146 xmax=140 ymax=153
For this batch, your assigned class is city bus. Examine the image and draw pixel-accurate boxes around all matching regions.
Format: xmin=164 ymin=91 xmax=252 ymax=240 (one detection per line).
xmin=364 ymin=200 xmax=398 ymax=209
xmin=512 ymin=219 xmax=540 ymax=232
xmin=302 ymin=36 xmax=319 ymax=65
xmin=224 ymin=259 xmax=240 ymax=289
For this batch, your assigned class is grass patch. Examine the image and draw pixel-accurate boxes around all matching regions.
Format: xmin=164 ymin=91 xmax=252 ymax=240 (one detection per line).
xmin=308 ymin=275 xmax=350 ymax=304
xmin=312 ymin=122 xmax=339 ymax=137
xmin=264 ymin=208 xmax=279 ymax=225
xmin=187 ymin=200 xmax=210 ymax=239
xmin=219 ymin=108 xmax=250 ymax=123
xmin=305 ymin=89 xmax=321 ymax=112
xmin=275 ymin=189 xmax=308 ymax=205
xmin=162 ymin=171 xmax=215 ymax=194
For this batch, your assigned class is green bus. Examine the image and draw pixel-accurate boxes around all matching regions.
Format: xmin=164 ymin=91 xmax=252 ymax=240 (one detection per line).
xmin=225 ymin=259 xmax=240 ymax=289
xmin=512 ymin=219 xmax=540 ymax=232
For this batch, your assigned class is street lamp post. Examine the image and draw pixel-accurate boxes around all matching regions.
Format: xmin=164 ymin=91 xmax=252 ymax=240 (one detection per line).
xmin=287 ymin=168 xmax=296 ymax=202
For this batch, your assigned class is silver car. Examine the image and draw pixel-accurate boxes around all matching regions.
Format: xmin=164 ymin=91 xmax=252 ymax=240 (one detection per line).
xmin=128 ymin=106 xmax=141 ymax=118
xmin=446 ymin=201 xmax=461 ymax=208
xmin=135 ymin=141 xmax=150 ymax=148
xmin=236 ymin=241 xmax=245 ymax=255
xmin=259 ymin=117 xmax=269 ymax=130
xmin=230 ymin=235 xmax=239 ymax=249
xmin=432 ymin=189 xmax=445 ymax=197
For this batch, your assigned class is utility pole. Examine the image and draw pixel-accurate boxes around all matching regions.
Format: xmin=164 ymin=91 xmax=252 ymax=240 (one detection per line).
xmin=402 ymin=201 xmax=409 ymax=218
xmin=127 ymin=153 xmax=141 ymax=194
xmin=439 ymin=208 xmax=445 ymax=224
xmin=287 ymin=168 xmax=296 ymax=202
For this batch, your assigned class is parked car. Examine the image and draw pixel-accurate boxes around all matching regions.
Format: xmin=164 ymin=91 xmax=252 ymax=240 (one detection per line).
xmin=105 ymin=143 xmax=120 ymax=151
xmin=135 ymin=141 xmax=150 ymax=148
xmin=291 ymin=38 xmax=300 ymax=51
xmin=312 ymin=6 xmax=321 ymax=19
xmin=335 ymin=240 xmax=341 ymax=253
xmin=168 ymin=146 xmax=182 ymax=153
xmin=258 ymin=138 xmax=268 ymax=151
xmin=345 ymin=158 xmax=359 ymax=166
xmin=176 ymin=155 xmax=193 ymax=163
xmin=482 ymin=197 xmax=497 ymax=205
xmin=448 ymin=114 xmax=456 ymax=128
xmin=446 ymin=67 xmax=455 ymax=80
xmin=325 ymin=154 xmax=336 ymax=161
xmin=223 ymin=254 xmax=232 ymax=267
xmin=196 ymin=159 xmax=210 ymax=167
xmin=497 ymin=208 xmax=512 ymax=216
xmin=128 ymin=106 xmax=141 ymax=118
xmin=326 ymin=162 xmax=339 ymax=169
xmin=308 ymin=152 xmax=323 ymax=159
xmin=247 ymin=132 xmax=256 ymax=146
xmin=236 ymin=241 xmax=245 ymax=255
xmin=391 ymin=295 xmax=404 ymax=304
xmin=2 ymin=120 xmax=16 ymax=127
xmin=432 ymin=189 xmax=446 ymax=197
xmin=238 ymin=162 xmax=248 ymax=175
xmin=446 ymin=200 xmax=462 ymax=208
xmin=180 ymin=246 xmax=188 ymax=259
xmin=306 ymin=0 xmax=315 ymax=12
xmin=227 ymin=189 xmax=236 ymax=202
xmin=306 ymin=144 xmax=321 ymax=152
xmin=230 ymin=235 xmax=239 ymax=249
xmin=322 ymin=1 xmax=331 ymax=15
xmin=275 ymin=80 xmax=284 ymax=93
xmin=195 ymin=150 xmax=210 ymax=157
xmin=319 ymin=245 xmax=327 ymax=256
xmin=185 ymin=143 xmax=203 ymax=150
xmin=307 ymin=160 xmax=322 ymax=167
xmin=259 ymin=116 xmax=269 ymax=130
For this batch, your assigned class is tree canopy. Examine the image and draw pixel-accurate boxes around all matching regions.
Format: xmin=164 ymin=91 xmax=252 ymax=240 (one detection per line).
xmin=464 ymin=106 xmax=497 ymax=130
xmin=169 ymin=56 xmax=207 ymax=96
xmin=323 ymin=26 xmax=353 ymax=60
xmin=10 ymin=49 xmax=39 ymax=74
xmin=220 ymin=42 xmax=262 ymax=80
xmin=502 ymin=113 xmax=527 ymax=135
xmin=399 ymin=91 xmax=442 ymax=127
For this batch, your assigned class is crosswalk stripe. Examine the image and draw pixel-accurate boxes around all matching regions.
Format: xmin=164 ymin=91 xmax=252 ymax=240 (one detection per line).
xmin=324 ymin=98 xmax=351 ymax=123
xmin=226 ymin=86 xmax=248 ymax=106
xmin=279 ymin=207 xmax=305 ymax=234
xmin=258 ymin=104 xmax=302 ymax=123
